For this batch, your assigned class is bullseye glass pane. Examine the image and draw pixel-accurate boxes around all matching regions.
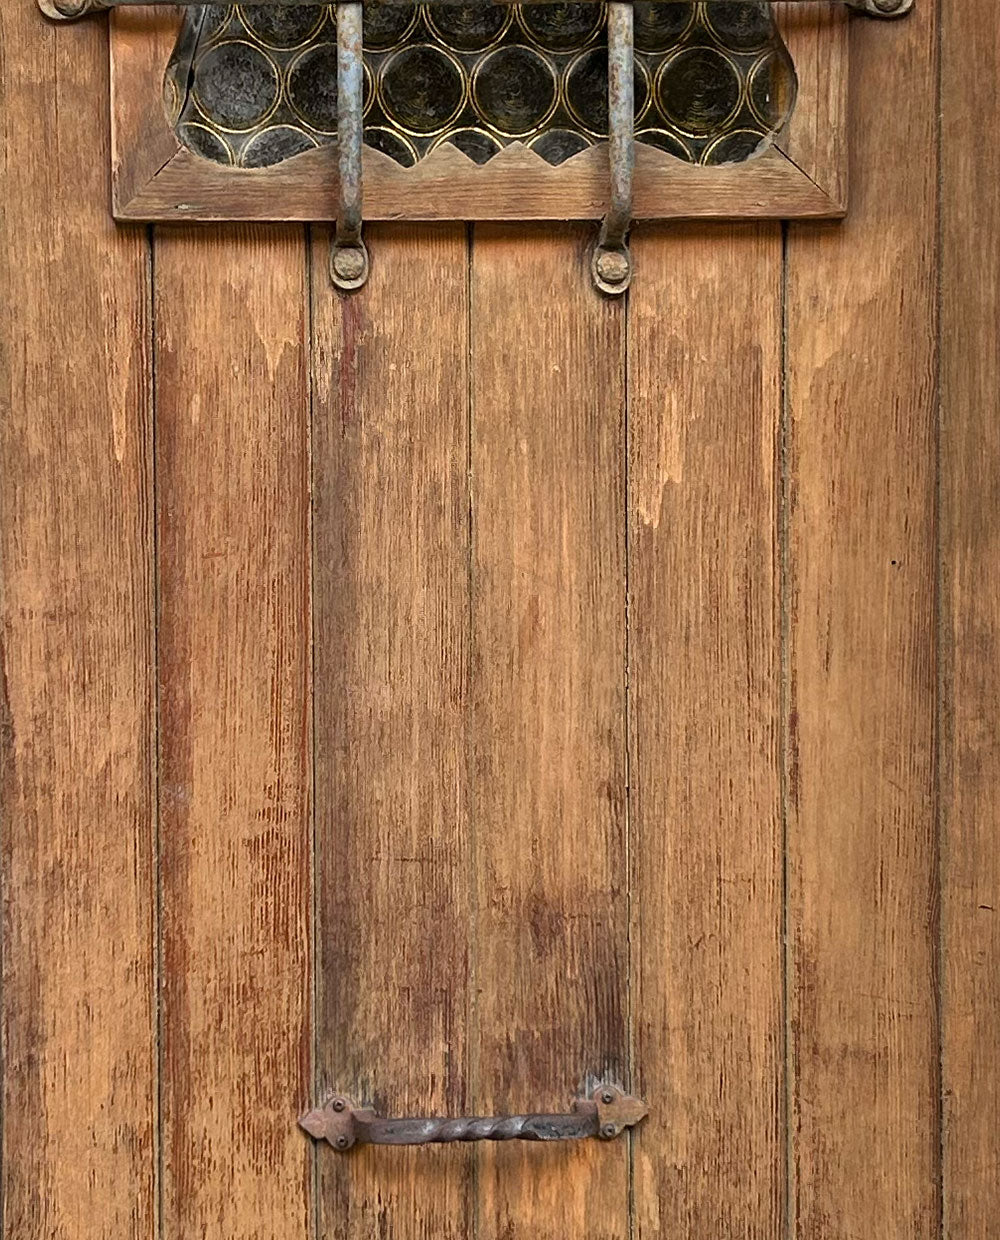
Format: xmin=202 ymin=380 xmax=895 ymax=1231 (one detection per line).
xmin=166 ymin=1 xmax=796 ymax=170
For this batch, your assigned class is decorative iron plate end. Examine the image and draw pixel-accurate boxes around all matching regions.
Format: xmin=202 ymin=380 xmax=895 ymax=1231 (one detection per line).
xmin=594 ymin=1084 xmax=649 ymax=1139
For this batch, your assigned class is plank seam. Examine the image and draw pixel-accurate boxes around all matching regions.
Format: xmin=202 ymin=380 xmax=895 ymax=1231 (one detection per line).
xmin=306 ymin=221 xmax=320 ymax=1240
xmin=623 ymin=250 xmax=635 ymax=1240
xmin=933 ymin=0 xmax=945 ymax=1234
xmin=779 ymin=217 xmax=796 ymax=1240
xmin=466 ymin=219 xmax=480 ymax=1240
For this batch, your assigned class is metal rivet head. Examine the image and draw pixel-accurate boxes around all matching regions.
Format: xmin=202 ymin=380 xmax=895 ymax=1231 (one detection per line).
xmin=334 ymin=1135 xmax=350 ymax=1150
xmin=331 ymin=1098 xmax=346 ymax=1113
xmin=601 ymin=1090 xmax=615 ymax=1105
xmin=332 ymin=247 xmax=367 ymax=282
xmin=594 ymin=251 xmax=630 ymax=287
xmin=600 ymin=1122 xmax=618 ymax=1140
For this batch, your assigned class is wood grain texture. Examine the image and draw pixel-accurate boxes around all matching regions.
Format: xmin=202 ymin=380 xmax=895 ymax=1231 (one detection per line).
xmin=774 ymin=2 xmax=848 ymax=209
xmin=940 ymin=0 xmax=1000 ymax=1234
xmin=117 ymin=143 xmax=841 ymax=224
xmin=311 ymin=224 xmax=473 ymax=1240
xmin=469 ymin=225 xmax=628 ymax=1240
xmin=110 ymin=5 xmax=182 ymax=211
xmin=155 ymin=226 xmax=312 ymax=1240
xmin=784 ymin=4 xmax=939 ymax=1236
xmin=12 ymin=2 xmax=1000 ymax=1235
xmin=628 ymin=223 xmax=784 ymax=1240
xmin=0 ymin=3 xmax=156 ymax=1237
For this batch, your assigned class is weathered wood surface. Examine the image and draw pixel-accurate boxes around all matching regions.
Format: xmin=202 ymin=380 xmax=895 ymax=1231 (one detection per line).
xmin=6 ymin=5 xmax=1000 ymax=1240
xmin=784 ymin=4 xmax=940 ymax=1236
xmin=118 ymin=142 xmax=842 ymax=223
xmin=311 ymin=223 xmax=474 ymax=1240
xmin=940 ymin=0 xmax=1000 ymax=1233
xmin=774 ymin=1 xmax=848 ymax=205
xmin=469 ymin=225 xmax=629 ymax=1240
xmin=110 ymin=6 xmax=181 ymax=209
xmin=629 ymin=222 xmax=784 ymax=1239
xmin=0 ymin=4 xmax=156 ymax=1237
xmin=155 ymin=226 xmax=313 ymax=1240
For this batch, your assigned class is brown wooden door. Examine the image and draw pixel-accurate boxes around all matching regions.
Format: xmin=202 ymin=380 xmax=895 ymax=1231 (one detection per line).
xmin=3 ymin=3 xmax=998 ymax=1239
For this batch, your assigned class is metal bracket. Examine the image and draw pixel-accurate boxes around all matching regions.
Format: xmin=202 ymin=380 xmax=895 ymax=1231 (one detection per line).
xmin=329 ymin=1 xmax=369 ymax=292
xmin=592 ymin=1 xmax=634 ymax=296
xmin=299 ymin=1085 xmax=648 ymax=1151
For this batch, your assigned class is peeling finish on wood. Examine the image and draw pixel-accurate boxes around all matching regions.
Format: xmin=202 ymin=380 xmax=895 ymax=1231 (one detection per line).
xmin=0 ymin=2 xmax=156 ymax=1237
xmin=628 ymin=222 xmax=784 ymax=1239
xmin=312 ymin=223 xmax=473 ymax=1240
xmin=5 ymin=4 xmax=1000 ymax=1239
xmin=155 ymin=226 xmax=313 ymax=1240
xmin=469 ymin=224 xmax=629 ymax=1240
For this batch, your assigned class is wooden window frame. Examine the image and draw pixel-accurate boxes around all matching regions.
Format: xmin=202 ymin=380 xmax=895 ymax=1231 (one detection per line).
xmin=109 ymin=2 xmax=847 ymax=222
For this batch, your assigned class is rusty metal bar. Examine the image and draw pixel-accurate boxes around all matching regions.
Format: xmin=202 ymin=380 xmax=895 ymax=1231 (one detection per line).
xmin=329 ymin=0 xmax=369 ymax=292
xmin=300 ymin=1086 xmax=648 ymax=1151
xmin=592 ymin=0 xmax=633 ymax=296
xmin=40 ymin=0 xmax=914 ymax=16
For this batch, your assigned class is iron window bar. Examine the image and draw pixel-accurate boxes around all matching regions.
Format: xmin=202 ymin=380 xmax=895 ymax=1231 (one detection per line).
xmin=330 ymin=2 xmax=369 ymax=290
xmin=41 ymin=0 xmax=914 ymax=294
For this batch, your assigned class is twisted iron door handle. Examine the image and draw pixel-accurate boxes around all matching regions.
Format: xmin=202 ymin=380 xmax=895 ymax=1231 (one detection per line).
xmin=300 ymin=1086 xmax=647 ymax=1152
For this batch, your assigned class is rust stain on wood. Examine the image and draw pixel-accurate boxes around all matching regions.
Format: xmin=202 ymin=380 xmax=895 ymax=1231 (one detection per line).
xmin=312 ymin=222 xmax=473 ymax=1240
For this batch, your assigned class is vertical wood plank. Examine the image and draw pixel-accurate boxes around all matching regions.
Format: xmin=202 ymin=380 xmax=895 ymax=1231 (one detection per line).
xmin=155 ymin=226 xmax=312 ymax=1240
xmin=785 ymin=5 xmax=939 ymax=1235
xmin=940 ymin=0 xmax=1000 ymax=1233
xmin=470 ymin=225 xmax=629 ymax=1240
xmin=628 ymin=223 xmax=784 ymax=1240
xmin=0 ymin=7 xmax=156 ymax=1238
xmin=311 ymin=224 xmax=473 ymax=1240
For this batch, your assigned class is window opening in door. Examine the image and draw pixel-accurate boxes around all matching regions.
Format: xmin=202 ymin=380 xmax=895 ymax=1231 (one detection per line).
xmin=165 ymin=1 xmax=797 ymax=170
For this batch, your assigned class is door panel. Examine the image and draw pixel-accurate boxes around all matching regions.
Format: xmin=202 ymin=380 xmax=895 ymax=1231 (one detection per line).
xmin=155 ymin=226 xmax=313 ymax=1239
xmin=629 ymin=222 xmax=784 ymax=1238
xmin=470 ymin=225 xmax=629 ymax=1240
xmin=312 ymin=222 xmax=473 ymax=1240
xmin=4 ymin=2 xmax=1000 ymax=1239
xmin=0 ymin=6 xmax=156 ymax=1238
xmin=785 ymin=5 xmax=940 ymax=1234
